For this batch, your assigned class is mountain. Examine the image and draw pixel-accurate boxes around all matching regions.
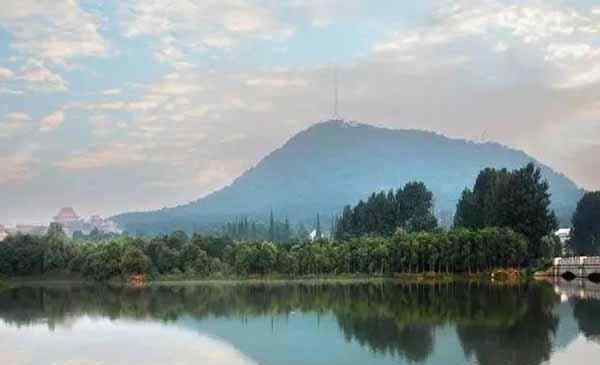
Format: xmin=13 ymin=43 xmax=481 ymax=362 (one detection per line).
xmin=113 ymin=120 xmax=584 ymax=234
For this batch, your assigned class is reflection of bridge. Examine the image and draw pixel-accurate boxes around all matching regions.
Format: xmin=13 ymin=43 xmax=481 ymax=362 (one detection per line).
xmin=550 ymin=278 xmax=600 ymax=301
xmin=552 ymin=257 xmax=600 ymax=279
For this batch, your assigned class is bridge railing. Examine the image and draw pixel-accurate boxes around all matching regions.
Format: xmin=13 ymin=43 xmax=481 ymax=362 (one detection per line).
xmin=554 ymin=257 xmax=600 ymax=266
xmin=583 ymin=257 xmax=600 ymax=265
xmin=555 ymin=257 xmax=582 ymax=266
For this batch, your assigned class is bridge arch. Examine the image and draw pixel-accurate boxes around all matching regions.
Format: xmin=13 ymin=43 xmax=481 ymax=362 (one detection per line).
xmin=553 ymin=257 xmax=600 ymax=280
xmin=588 ymin=273 xmax=600 ymax=284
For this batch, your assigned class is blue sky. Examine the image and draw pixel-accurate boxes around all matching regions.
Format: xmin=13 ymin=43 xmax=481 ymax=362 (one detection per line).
xmin=1 ymin=0 xmax=600 ymax=224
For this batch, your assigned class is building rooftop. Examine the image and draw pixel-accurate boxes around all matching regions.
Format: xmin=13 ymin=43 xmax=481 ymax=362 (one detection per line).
xmin=54 ymin=207 xmax=80 ymax=222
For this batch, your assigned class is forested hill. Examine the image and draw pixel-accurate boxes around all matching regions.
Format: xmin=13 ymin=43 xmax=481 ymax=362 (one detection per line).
xmin=113 ymin=120 xmax=583 ymax=234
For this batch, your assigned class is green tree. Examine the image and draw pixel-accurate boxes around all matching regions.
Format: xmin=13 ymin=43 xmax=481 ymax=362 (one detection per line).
xmin=120 ymin=247 xmax=151 ymax=276
xmin=570 ymin=191 xmax=600 ymax=255
xmin=335 ymin=181 xmax=437 ymax=239
xmin=269 ymin=210 xmax=275 ymax=242
xmin=315 ymin=213 xmax=322 ymax=239
xmin=454 ymin=189 xmax=478 ymax=228
xmin=501 ymin=164 xmax=557 ymax=260
xmin=454 ymin=163 xmax=557 ymax=261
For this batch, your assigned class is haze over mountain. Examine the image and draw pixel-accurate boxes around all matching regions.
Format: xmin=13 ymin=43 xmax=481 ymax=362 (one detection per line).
xmin=113 ymin=120 xmax=583 ymax=234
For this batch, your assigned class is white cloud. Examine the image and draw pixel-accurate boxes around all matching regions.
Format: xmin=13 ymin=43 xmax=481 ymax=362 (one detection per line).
xmin=0 ymin=112 xmax=32 ymax=138
xmin=245 ymin=77 xmax=308 ymax=88
xmin=120 ymin=0 xmax=294 ymax=66
xmin=0 ymin=88 xmax=23 ymax=95
xmin=19 ymin=61 xmax=68 ymax=91
xmin=545 ymin=43 xmax=596 ymax=62
xmin=0 ymin=0 xmax=108 ymax=65
xmin=0 ymin=151 xmax=37 ymax=185
xmin=556 ymin=64 xmax=600 ymax=89
xmin=5 ymin=112 xmax=31 ymax=121
xmin=90 ymin=114 xmax=126 ymax=138
xmin=0 ymin=67 xmax=14 ymax=80
xmin=101 ymin=88 xmax=122 ymax=96
xmin=288 ymin=0 xmax=367 ymax=28
xmin=87 ymin=102 xmax=127 ymax=111
xmin=202 ymin=35 xmax=236 ymax=49
xmin=56 ymin=143 xmax=146 ymax=171
xmin=373 ymin=1 xmax=600 ymax=89
xmin=40 ymin=109 xmax=65 ymax=132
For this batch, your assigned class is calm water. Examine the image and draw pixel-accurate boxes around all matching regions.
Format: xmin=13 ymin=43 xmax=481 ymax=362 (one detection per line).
xmin=1 ymin=280 xmax=600 ymax=365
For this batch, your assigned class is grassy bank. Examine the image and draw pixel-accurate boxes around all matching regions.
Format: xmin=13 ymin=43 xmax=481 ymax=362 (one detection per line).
xmin=155 ymin=268 xmax=526 ymax=283
xmin=2 ymin=269 xmax=529 ymax=287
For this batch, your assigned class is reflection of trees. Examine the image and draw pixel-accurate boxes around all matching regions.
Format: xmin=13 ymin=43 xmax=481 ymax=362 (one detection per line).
xmin=457 ymin=284 xmax=559 ymax=365
xmin=0 ymin=282 xmax=559 ymax=364
xmin=337 ymin=313 xmax=434 ymax=363
xmin=572 ymin=298 xmax=600 ymax=342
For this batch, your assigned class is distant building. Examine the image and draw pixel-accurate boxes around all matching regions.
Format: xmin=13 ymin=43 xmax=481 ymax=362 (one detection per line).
xmin=87 ymin=215 xmax=121 ymax=235
xmin=52 ymin=207 xmax=121 ymax=237
xmin=556 ymin=228 xmax=571 ymax=244
xmin=309 ymin=229 xmax=330 ymax=241
xmin=53 ymin=207 xmax=84 ymax=236
xmin=54 ymin=207 xmax=80 ymax=226
xmin=0 ymin=225 xmax=8 ymax=242
xmin=555 ymin=228 xmax=572 ymax=256
xmin=14 ymin=224 xmax=47 ymax=235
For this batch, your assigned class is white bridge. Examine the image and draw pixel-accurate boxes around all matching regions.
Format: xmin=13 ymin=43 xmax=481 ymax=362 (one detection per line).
xmin=552 ymin=257 xmax=600 ymax=279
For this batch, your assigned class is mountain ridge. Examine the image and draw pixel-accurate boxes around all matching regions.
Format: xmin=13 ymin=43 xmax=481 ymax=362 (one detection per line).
xmin=113 ymin=120 xmax=584 ymax=234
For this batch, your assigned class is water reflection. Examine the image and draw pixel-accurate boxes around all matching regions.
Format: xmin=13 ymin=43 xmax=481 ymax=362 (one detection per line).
xmin=0 ymin=316 xmax=257 ymax=365
xmin=1 ymin=281 xmax=600 ymax=365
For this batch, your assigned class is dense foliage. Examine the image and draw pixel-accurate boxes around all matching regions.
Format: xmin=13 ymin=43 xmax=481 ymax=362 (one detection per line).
xmin=0 ymin=224 xmax=541 ymax=281
xmin=570 ymin=191 xmax=600 ymax=255
xmin=335 ymin=182 xmax=438 ymax=239
xmin=454 ymin=163 xmax=558 ymax=261
xmin=223 ymin=213 xmax=311 ymax=242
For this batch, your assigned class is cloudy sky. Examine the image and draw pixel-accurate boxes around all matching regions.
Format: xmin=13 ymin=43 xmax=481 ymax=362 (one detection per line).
xmin=1 ymin=0 xmax=599 ymax=224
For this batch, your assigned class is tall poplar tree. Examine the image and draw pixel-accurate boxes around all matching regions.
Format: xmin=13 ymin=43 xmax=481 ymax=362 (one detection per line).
xmin=570 ymin=191 xmax=600 ymax=255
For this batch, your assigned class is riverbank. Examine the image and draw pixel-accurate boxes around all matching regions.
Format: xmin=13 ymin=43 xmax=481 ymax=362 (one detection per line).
xmin=4 ymin=269 xmax=529 ymax=287
xmin=150 ymin=268 xmax=527 ymax=285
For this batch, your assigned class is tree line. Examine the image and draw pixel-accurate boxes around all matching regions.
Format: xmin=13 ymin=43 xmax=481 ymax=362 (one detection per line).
xmin=0 ymin=163 xmax=580 ymax=281
xmin=0 ymin=224 xmax=552 ymax=280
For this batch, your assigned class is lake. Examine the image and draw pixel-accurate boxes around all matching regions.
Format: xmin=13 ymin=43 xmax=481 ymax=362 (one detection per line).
xmin=1 ymin=280 xmax=599 ymax=365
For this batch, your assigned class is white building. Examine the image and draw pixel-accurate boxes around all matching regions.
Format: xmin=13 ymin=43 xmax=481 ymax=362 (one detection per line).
xmin=52 ymin=207 xmax=121 ymax=237
xmin=0 ymin=225 xmax=8 ymax=242
xmin=555 ymin=228 xmax=571 ymax=244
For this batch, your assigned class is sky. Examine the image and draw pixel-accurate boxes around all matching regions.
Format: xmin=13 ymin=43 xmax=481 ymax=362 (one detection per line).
xmin=1 ymin=0 xmax=599 ymax=225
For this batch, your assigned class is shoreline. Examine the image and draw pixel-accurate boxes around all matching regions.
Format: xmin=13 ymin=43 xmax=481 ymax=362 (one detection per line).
xmin=3 ymin=270 xmax=533 ymax=287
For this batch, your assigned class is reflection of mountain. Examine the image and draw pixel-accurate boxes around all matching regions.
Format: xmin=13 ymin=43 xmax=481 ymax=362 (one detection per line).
xmin=0 ymin=282 xmax=570 ymax=365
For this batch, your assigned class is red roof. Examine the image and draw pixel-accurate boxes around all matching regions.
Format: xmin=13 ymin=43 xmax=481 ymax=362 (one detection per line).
xmin=54 ymin=207 xmax=79 ymax=221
